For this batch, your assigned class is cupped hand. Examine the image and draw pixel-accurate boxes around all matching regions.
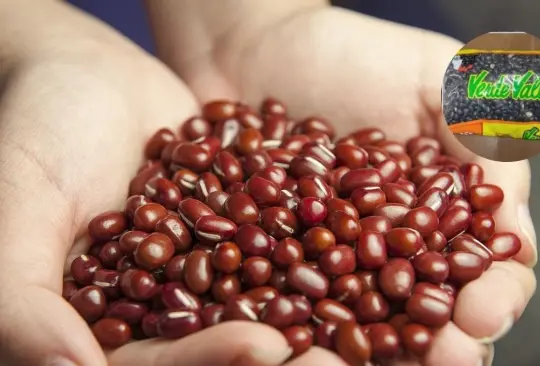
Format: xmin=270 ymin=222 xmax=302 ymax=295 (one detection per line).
xmin=0 ymin=3 xmax=293 ymax=366
xmin=182 ymin=6 xmax=537 ymax=366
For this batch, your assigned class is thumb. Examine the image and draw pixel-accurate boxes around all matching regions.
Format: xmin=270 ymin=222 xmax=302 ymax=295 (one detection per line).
xmin=0 ymin=162 xmax=107 ymax=366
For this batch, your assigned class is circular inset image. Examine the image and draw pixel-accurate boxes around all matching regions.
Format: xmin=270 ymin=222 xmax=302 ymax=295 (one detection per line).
xmin=442 ymin=32 xmax=540 ymax=161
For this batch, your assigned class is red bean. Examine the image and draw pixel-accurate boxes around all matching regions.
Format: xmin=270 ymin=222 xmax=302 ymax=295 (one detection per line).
xmin=372 ymin=203 xmax=411 ymax=227
xmin=224 ymin=192 xmax=260 ymax=225
xmin=351 ymin=128 xmax=385 ymax=146
xmin=134 ymin=233 xmax=174 ymax=270
xmin=358 ymin=216 xmax=392 ymax=235
xmin=334 ymin=321 xmax=373 ymax=364
xmin=235 ymin=224 xmax=272 ymax=258
xmin=287 ymin=263 xmax=329 ymax=299
xmin=156 ymin=215 xmax=193 ymax=252
xmin=484 ymin=233 xmax=522 ymax=261
xmin=325 ymin=211 xmax=361 ymax=243
xmin=340 ymin=168 xmax=383 ymax=195
xmin=329 ymin=275 xmax=363 ymax=305
xmin=461 ymin=163 xmax=484 ymax=189
xmin=350 ymin=187 xmax=386 ymax=216
xmin=71 ymin=255 xmax=102 ymax=285
xmin=297 ymin=175 xmax=333 ymax=201
xmin=365 ymin=323 xmax=400 ymax=359
xmin=356 ymin=231 xmax=387 ymax=270
xmin=223 ymin=294 xmax=260 ymax=321
xmin=70 ymin=286 xmax=107 ymax=322
xmin=417 ymin=172 xmax=454 ymax=197
xmin=282 ymin=325 xmax=314 ymax=357
xmin=446 ymin=252 xmax=484 ymax=284
xmin=385 ymin=228 xmax=424 ymax=258
xmin=88 ymin=211 xmax=127 ymax=242
xmin=382 ymin=183 xmax=416 ymax=207
xmin=183 ymin=250 xmax=214 ymax=294
xmin=261 ymin=296 xmax=295 ymax=329
xmin=201 ymin=304 xmax=225 ymax=327
xmin=401 ymin=207 xmax=439 ymax=237
xmin=302 ymin=227 xmax=336 ymax=260
xmin=212 ymin=274 xmax=241 ymax=303
xmin=451 ymin=234 xmax=493 ymax=270
xmin=120 ymin=269 xmax=157 ymax=301
xmin=245 ymin=286 xmax=279 ymax=306
xmin=92 ymin=318 xmax=132 ymax=348
xmin=438 ymin=206 xmax=472 ymax=240
xmin=318 ymin=245 xmax=356 ymax=276
xmin=313 ymin=299 xmax=355 ymax=323
xmin=378 ymin=259 xmax=415 ymax=300
xmin=412 ymin=252 xmax=449 ymax=283
xmin=375 ymin=159 xmax=402 ymax=184
xmin=241 ymin=257 xmax=272 ymax=288
xmin=354 ymin=292 xmax=390 ymax=323
xmin=400 ymin=323 xmax=433 ymax=357
xmin=157 ymin=309 xmax=202 ymax=339
xmin=468 ymin=184 xmax=504 ymax=212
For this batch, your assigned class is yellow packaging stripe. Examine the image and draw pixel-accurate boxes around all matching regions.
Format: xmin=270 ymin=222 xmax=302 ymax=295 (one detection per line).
xmin=457 ymin=49 xmax=540 ymax=55
xmin=450 ymin=120 xmax=540 ymax=139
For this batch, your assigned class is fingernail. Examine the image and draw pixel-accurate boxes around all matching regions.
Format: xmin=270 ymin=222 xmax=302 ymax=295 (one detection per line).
xmin=480 ymin=344 xmax=495 ymax=366
xmin=518 ymin=204 xmax=537 ymax=268
xmin=45 ymin=357 xmax=78 ymax=366
xmin=248 ymin=346 xmax=293 ymax=365
xmin=477 ymin=316 xmax=513 ymax=344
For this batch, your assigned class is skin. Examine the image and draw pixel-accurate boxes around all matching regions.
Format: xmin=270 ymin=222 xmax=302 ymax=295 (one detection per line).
xmin=0 ymin=1 xmax=536 ymax=366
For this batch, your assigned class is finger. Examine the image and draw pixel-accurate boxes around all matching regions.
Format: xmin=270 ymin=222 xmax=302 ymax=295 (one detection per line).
xmin=107 ymin=321 xmax=292 ymax=366
xmin=423 ymin=322 xmax=486 ymax=366
xmin=437 ymin=124 xmax=537 ymax=268
xmin=0 ymin=171 xmax=106 ymax=366
xmin=284 ymin=346 xmax=347 ymax=366
xmin=452 ymin=261 xmax=536 ymax=343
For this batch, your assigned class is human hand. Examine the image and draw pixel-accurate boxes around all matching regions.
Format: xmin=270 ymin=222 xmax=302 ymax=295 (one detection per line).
xmin=0 ymin=2 xmax=294 ymax=366
xmin=165 ymin=5 xmax=537 ymax=366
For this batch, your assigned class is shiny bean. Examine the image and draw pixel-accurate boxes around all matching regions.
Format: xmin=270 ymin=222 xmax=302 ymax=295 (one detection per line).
xmin=157 ymin=309 xmax=202 ymax=339
xmin=88 ymin=211 xmax=127 ymax=242
xmin=106 ymin=300 xmax=148 ymax=325
xmin=325 ymin=211 xmax=361 ymax=243
xmin=451 ymin=234 xmax=493 ymax=269
xmin=401 ymin=207 xmax=439 ymax=237
xmin=261 ymin=295 xmax=295 ymax=329
xmin=145 ymin=178 xmax=182 ymax=210
xmin=181 ymin=116 xmax=212 ymax=141
xmin=71 ymin=255 xmax=102 ymax=285
xmin=241 ymin=257 xmax=272 ymax=287
xmin=70 ymin=286 xmax=107 ymax=322
xmin=412 ymin=252 xmax=449 ymax=283
xmin=172 ymin=142 xmax=213 ymax=173
xmin=484 ymin=233 xmax=522 ymax=261
xmin=184 ymin=250 xmax=214 ymax=294
xmin=400 ymin=323 xmax=433 ymax=357
xmin=385 ymin=228 xmax=424 ymax=257
xmin=438 ymin=206 xmax=472 ymax=240
xmin=365 ymin=323 xmax=400 ymax=359
xmin=302 ymin=227 xmax=336 ymax=260
xmin=212 ymin=274 xmax=241 ymax=303
xmin=235 ymin=224 xmax=272 ymax=257
xmin=340 ymin=168 xmax=383 ymax=195
xmin=260 ymin=207 xmax=298 ymax=239
xmin=287 ymin=263 xmax=329 ymax=299
xmin=313 ymin=299 xmax=355 ymax=323
xmin=92 ymin=318 xmax=132 ymax=348
xmin=172 ymin=169 xmax=199 ymax=196
xmin=201 ymin=304 xmax=225 ymax=327
xmin=446 ymin=252 xmax=484 ymax=284
xmin=334 ymin=321 xmax=373 ymax=364
xmin=223 ymin=294 xmax=260 ymax=321
xmin=358 ymin=216 xmax=392 ymax=235
xmin=318 ymin=245 xmax=356 ymax=276
xmin=297 ymin=175 xmax=333 ymax=201
xmin=378 ymin=259 xmax=415 ymax=300
xmin=382 ymin=183 xmax=416 ymax=207
xmin=354 ymin=292 xmax=390 ymax=324
xmin=134 ymin=233 xmax=174 ymax=270
xmin=282 ymin=325 xmax=313 ymax=357
xmin=350 ymin=187 xmax=386 ymax=216
xmin=178 ymin=198 xmax=215 ymax=228
xmin=328 ymin=275 xmax=363 ymax=305
xmin=356 ymin=231 xmax=387 ymax=270
xmin=372 ymin=203 xmax=411 ymax=227
xmin=271 ymin=238 xmax=304 ymax=269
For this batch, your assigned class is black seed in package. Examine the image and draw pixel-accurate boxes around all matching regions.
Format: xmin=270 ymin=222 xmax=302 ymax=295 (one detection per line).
xmin=443 ymin=48 xmax=540 ymax=140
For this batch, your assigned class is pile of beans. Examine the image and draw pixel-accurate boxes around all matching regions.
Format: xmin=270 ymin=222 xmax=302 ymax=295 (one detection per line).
xmin=65 ymin=98 xmax=522 ymax=365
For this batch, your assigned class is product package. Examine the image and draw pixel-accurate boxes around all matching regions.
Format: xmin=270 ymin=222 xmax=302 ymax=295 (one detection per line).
xmin=443 ymin=34 xmax=540 ymax=140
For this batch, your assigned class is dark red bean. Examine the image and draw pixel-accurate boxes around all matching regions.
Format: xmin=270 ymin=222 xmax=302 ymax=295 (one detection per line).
xmin=234 ymin=128 xmax=263 ymax=155
xmin=354 ymin=292 xmax=390 ymax=323
xmin=356 ymin=231 xmax=387 ymax=270
xmin=235 ymin=224 xmax=272 ymax=257
xmin=237 ymin=110 xmax=263 ymax=129
xmin=243 ymin=287 xmax=278 ymax=307
xmin=409 ymin=165 xmax=442 ymax=187
xmin=145 ymin=128 xmax=176 ymax=159
xmin=282 ymin=135 xmax=311 ymax=154
xmin=288 ymin=294 xmax=313 ymax=325
xmin=287 ymin=263 xmax=329 ymax=299
xmin=130 ymin=162 xmax=167 ymax=195
xmin=92 ymin=318 xmax=132 ymax=348
xmin=118 ymin=231 xmax=147 ymax=255
xmin=162 ymin=255 xmax=186 ymax=282
xmin=318 ymin=245 xmax=356 ymax=276
xmin=372 ymin=203 xmax=411 ymax=227
xmin=446 ymin=252 xmax=484 ymax=284
xmin=325 ymin=211 xmax=361 ymax=243
xmin=382 ymin=183 xmax=416 ymax=207
xmin=378 ymin=259 xmax=415 ymax=300
xmin=375 ymin=159 xmax=401 ymax=184
xmin=425 ymin=231 xmax=447 ymax=252
xmin=261 ymin=97 xmax=287 ymax=116
xmin=260 ymin=207 xmax=298 ymax=239
xmin=141 ymin=312 xmax=160 ymax=337
xmin=203 ymin=100 xmax=236 ymax=122
xmin=302 ymin=142 xmax=336 ymax=169
xmin=297 ymin=175 xmax=333 ymax=201
xmin=356 ymin=271 xmax=379 ymax=292
xmin=120 ymin=269 xmax=157 ymax=301
xmin=413 ymin=283 xmax=454 ymax=307
xmin=205 ymin=192 xmax=229 ymax=217
xmin=241 ymin=256 xmax=272 ymax=287
xmin=297 ymin=197 xmax=327 ymax=227
xmin=200 ymin=304 xmax=225 ymax=327
xmin=193 ymin=172 xmax=223 ymax=202
xmin=440 ymin=165 xmax=466 ymax=197
xmin=401 ymin=207 xmax=439 ymax=237
xmin=461 ymin=163 xmax=484 ymax=190
xmin=412 ymin=252 xmax=449 ymax=283
xmin=282 ymin=325 xmax=313 ymax=357
xmin=155 ymin=215 xmax=192 ymax=252
xmin=411 ymin=146 xmax=439 ymax=166
xmin=88 ymin=211 xmax=127 ymax=242
xmin=451 ymin=234 xmax=493 ymax=270
xmin=364 ymin=146 xmax=389 ymax=165
xmin=223 ymin=294 xmax=260 ymax=321
xmin=92 ymin=269 xmax=121 ymax=298
xmin=302 ymin=227 xmax=336 ymax=260
xmin=328 ymin=275 xmax=363 ymax=305
xmin=350 ymin=187 xmax=386 ymax=216
xmin=394 ymin=154 xmax=413 ymax=174
xmin=334 ymin=144 xmax=368 ymax=169
xmin=326 ymin=198 xmax=359 ymax=219
xmin=351 ymin=128 xmax=385 ymax=145
xmin=242 ymin=150 xmax=272 ymax=176
xmin=260 ymin=295 xmax=295 ymax=329
xmin=116 ymin=256 xmax=137 ymax=273
xmin=62 ymin=280 xmax=79 ymax=300
xmin=106 ymin=300 xmax=148 ymax=324
xmin=183 ymin=250 xmax=214 ymax=295
xmin=484 ymin=233 xmax=522 ymax=261
xmin=172 ymin=143 xmax=213 ymax=173
xmin=468 ymin=184 xmax=504 ymax=212
xmin=468 ymin=212 xmax=496 ymax=242
xmin=194 ymin=215 xmax=237 ymax=244
xmin=400 ymin=323 xmax=433 ymax=357
xmin=295 ymin=117 xmax=335 ymax=140
xmin=340 ymin=168 xmax=383 ymax=195
xmin=71 ymin=255 xmax=102 ymax=285
xmin=365 ymin=323 xmax=400 ymax=359
xmin=171 ymin=169 xmax=199 ymax=196
xmin=212 ymin=274 xmax=242 ymax=303
xmin=125 ymin=195 xmax=152 ymax=219
xmin=327 ymin=166 xmax=350 ymax=195
xmin=358 ymin=216 xmax=392 ymax=235
xmin=385 ymin=228 xmax=424 ymax=257
xmin=211 ymin=151 xmax=243 ymax=187
xmin=438 ymin=206 xmax=472 ymax=240
xmin=415 ymin=187 xmax=449 ymax=218
xmin=97 ymin=241 xmax=123 ymax=269
xmin=133 ymin=203 xmax=168 ymax=232
xmin=160 ymin=282 xmax=201 ymax=311
xmin=69 ymin=286 xmax=107 ymax=322
xmin=315 ymin=321 xmax=338 ymax=349
xmin=334 ymin=321 xmax=373 ymax=364
xmin=417 ymin=172 xmax=454 ymax=197
xmin=145 ymin=178 xmax=182 ymax=210
xmin=157 ymin=309 xmax=202 ymax=339
xmin=271 ymin=238 xmax=304 ymax=269
xmin=181 ymin=117 xmax=212 ymax=141
xmin=134 ymin=233 xmax=174 ymax=271
xmin=211 ymin=241 xmax=242 ymax=273
xmin=243 ymin=177 xmax=281 ymax=209
xmin=282 ymin=177 xmax=299 ymax=192
xmin=313 ymin=299 xmax=355 ymax=323
xmin=177 ymin=198 xmax=215 ymax=228
xmin=406 ymin=136 xmax=441 ymax=154
xmin=224 ymin=192 xmax=259 ymax=225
